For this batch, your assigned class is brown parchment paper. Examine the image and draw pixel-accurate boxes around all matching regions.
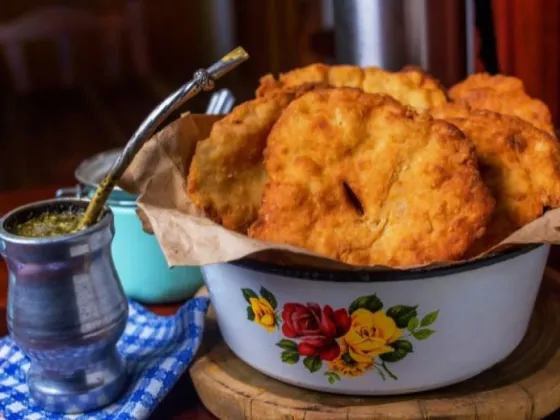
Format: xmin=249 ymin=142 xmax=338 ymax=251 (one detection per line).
xmin=119 ymin=113 xmax=560 ymax=271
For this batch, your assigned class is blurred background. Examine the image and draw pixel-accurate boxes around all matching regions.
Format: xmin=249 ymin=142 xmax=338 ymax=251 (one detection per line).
xmin=0 ymin=0 xmax=555 ymax=192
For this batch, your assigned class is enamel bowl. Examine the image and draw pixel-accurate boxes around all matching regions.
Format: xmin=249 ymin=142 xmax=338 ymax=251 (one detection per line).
xmin=202 ymin=245 xmax=549 ymax=395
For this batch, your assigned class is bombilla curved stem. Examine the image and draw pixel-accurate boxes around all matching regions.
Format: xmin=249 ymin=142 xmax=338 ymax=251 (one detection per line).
xmin=80 ymin=46 xmax=249 ymax=228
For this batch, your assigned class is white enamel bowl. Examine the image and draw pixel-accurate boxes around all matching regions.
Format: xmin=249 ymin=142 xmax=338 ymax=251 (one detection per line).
xmin=201 ymin=245 xmax=549 ymax=395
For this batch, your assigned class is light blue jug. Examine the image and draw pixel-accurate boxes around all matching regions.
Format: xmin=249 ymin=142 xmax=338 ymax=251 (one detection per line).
xmin=56 ymin=149 xmax=203 ymax=303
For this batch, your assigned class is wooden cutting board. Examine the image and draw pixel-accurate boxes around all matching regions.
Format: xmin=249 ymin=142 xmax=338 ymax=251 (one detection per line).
xmin=190 ymin=271 xmax=560 ymax=420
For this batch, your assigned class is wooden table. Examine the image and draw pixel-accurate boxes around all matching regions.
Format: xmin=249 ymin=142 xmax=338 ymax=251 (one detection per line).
xmin=2 ymin=186 xmax=560 ymax=420
xmin=0 ymin=186 xmax=216 ymax=419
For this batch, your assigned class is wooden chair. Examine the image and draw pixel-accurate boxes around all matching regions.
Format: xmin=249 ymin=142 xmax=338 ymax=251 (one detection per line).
xmin=0 ymin=1 xmax=151 ymax=93
xmin=0 ymin=2 xmax=161 ymax=190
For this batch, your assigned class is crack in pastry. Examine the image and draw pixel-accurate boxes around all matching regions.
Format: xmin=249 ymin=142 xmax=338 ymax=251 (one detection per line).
xmin=249 ymin=88 xmax=495 ymax=267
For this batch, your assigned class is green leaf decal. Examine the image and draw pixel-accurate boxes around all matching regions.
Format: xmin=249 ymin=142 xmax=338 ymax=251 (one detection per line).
xmin=407 ymin=317 xmax=419 ymax=332
xmin=420 ymin=310 xmax=439 ymax=327
xmin=348 ymin=294 xmax=383 ymax=314
xmin=381 ymin=361 xmax=398 ymax=380
xmin=395 ymin=339 xmax=413 ymax=353
xmin=386 ymin=305 xmax=418 ymax=328
xmin=259 ymin=286 xmax=277 ymax=309
xmin=380 ymin=339 xmax=413 ymax=363
xmin=303 ymin=356 xmax=322 ymax=373
xmin=246 ymin=306 xmax=255 ymax=321
xmin=412 ymin=328 xmax=436 ymax=340
xmin=324 ymin=371 xmax=341 ymax=384
xmin=281 ymin=350 xmax=300 ymax=364
xmin=341 ymin=352 xmax=354 ymax=365
xmin=276 ymin=339 xmax=298 ymax=351
xmin=242 ymin=288 xmax=258 ymax=303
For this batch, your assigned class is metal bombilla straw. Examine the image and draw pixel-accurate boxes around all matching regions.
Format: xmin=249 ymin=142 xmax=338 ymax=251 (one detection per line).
xmin=80 ymin=46 xmax=249 ymax=229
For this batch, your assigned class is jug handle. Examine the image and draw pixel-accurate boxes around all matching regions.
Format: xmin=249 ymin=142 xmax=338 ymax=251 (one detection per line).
xmin=55 ymin=185 xmax=85 ymax=199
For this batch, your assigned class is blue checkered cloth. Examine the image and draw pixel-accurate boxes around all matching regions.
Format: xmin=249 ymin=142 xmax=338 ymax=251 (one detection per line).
xmin=0 ymin=297 xmax=210 ymax=420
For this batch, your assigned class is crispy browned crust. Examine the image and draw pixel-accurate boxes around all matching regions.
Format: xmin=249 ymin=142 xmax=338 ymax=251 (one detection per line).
xmin=187 ymin=83 xmax=330 ymax=233
xmin=256 ymin=63 xmax=448 ymax=111
xmin=400 ymin=64 xmax=450 ymax=97
xmin=431 ymin=103 xmax=560 ymax=254
xmin=449 ymin=73 xmax=555 ymax=135
xmin=449 ymin=73 xmax=525 ymax=97
xmin=248 ymin=88 xmax=495 ymax=267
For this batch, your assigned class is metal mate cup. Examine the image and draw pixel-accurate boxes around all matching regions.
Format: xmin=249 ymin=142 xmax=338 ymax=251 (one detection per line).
xmin=0 ymin=199 xmax=128 ymax=413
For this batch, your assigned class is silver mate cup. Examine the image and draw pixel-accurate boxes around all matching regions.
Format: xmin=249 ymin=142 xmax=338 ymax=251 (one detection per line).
xmin=0 ymin=199 xmax=128 ymax=413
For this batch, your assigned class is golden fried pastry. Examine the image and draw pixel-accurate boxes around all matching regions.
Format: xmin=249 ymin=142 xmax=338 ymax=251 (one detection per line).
xmin=187 ymin=83 xmax=329 ymax=233
xmin=249 ymin=88 xmax=495 ymax=267
xmin=256 ymin=63 xmax=448 ymax=111
xmin=449 ymin=73 xmax=554 ymax=135
xmin=449 ymin=73 xmax=524 ymax=97
xmin=431 ymin=103 xmax=560 ymax=254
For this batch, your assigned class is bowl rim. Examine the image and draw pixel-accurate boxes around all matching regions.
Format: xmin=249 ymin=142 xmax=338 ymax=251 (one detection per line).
xmin=229 ymin=244 xmax=544 ymax=282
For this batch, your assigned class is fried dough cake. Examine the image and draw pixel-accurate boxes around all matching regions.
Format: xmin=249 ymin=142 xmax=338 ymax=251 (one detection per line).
xmin=248 ymin=88 xmax=495 ymax=267
xmin=256 ymin=63 xmax=448 ymax=111
xmin=449 ymin=73 xmax=524 ymax=97
xmin=431 ymin=103 xmax=560 ymax=254
xmin=449 ymin=73 xmax=555 ymax=135
xmin=187 ymin=83 xmax=329 ymax=233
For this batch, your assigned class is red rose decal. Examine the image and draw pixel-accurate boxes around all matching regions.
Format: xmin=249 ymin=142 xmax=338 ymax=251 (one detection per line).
xmin=281 ymin=303 xmax=351 ymax=361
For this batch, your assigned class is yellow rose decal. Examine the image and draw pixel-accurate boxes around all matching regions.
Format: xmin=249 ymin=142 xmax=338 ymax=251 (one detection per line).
xmin=249 ymin=297 xmax=276 ymax=332
xmin=325 ymin=299 xmax=438 ymax=382
xmin=328 ymin=338 xmax=373 ymax=378
xmin=242 ymin=287 xmax=279 ymax=332
xmin=343 ymin=308 xmax=403 ymax=363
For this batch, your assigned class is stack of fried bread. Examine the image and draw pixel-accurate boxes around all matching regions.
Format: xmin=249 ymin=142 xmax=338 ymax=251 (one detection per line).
xmin=187 ymin=64 xmax=560 ymax=267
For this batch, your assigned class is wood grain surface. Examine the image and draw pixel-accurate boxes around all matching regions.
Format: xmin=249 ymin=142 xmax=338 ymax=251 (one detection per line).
xmin=191 ymin=281 xmax=560 ymax=420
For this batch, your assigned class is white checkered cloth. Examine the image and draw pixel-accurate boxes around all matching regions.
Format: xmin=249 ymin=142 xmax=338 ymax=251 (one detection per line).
xmin=0 ymin=297 xmax=209 ymax=419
